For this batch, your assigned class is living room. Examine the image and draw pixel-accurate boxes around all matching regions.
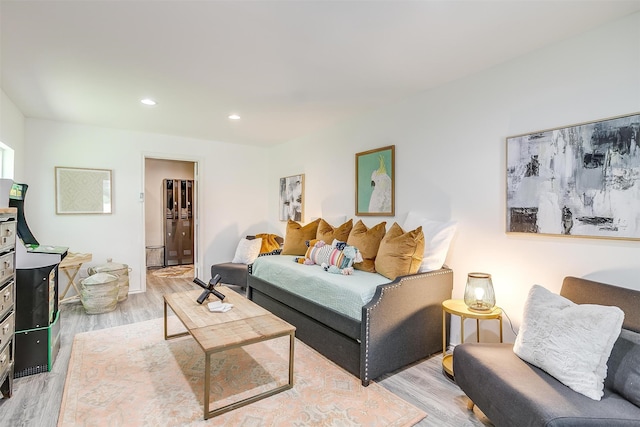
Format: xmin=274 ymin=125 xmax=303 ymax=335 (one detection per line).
xmin=1 ymin=1 xmax=639 ymax=425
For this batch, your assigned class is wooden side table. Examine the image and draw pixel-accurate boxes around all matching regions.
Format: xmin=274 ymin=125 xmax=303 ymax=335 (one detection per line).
xmin=59 ymin=252 xmax=92 ymax=303
xmin=441 ymin=299 xmax=503 ymax=377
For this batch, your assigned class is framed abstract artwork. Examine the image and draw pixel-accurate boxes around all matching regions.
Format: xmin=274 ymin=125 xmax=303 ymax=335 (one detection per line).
xmin=506 ymin=113 xmax=640 ymax=240
xmin=279 ymin=174 xmax=304 ymax=222
xmin=55 ymin=166 xmax=112 ymax=214
xmin=356 ymin=145 xmax=395 ymax=216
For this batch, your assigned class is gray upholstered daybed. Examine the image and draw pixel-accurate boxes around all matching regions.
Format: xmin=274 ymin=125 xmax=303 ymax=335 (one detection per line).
xmin=454 ymin=276 xmax=640 ymax=427
xmin=247 ymin=254 xmax=453 ymax=386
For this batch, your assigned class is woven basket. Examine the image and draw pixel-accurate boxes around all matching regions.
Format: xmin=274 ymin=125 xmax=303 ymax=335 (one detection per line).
xmin=88 ymin=259 xmax=131 ymax=302
xmin=80 ymin=273 xmax=119 ymax=314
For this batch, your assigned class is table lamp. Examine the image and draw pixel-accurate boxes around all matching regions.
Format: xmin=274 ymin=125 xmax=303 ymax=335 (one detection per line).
xmin=464 ymin=272 xmax=496 ymax=312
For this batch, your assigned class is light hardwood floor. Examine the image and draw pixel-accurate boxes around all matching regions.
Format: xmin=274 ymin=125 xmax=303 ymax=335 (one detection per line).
xmin=0 ymin=272 xmax=492 ymax=427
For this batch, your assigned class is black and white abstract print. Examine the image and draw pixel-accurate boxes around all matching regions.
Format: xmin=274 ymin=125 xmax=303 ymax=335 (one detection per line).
xmin=506 ymin=113 xmax=640 ymax=239
xmin=279 ymin=174 xmax=304 ymax=222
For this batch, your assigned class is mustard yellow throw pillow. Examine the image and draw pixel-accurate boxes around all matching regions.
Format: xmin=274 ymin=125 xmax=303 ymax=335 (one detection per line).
xmin=316 ymin=218 xmax=353 ymax=244
xmin=375 ymin=222 xmax=425 ymax=280
xmin=281 ymin=219 xmax=321 ymax=255
xmin=347 ymin=220 xmax=386 ymax=273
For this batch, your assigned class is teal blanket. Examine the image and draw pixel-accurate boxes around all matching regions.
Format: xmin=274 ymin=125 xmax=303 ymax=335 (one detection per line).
xmin=251 ymin=255 xmax=389 ymax=320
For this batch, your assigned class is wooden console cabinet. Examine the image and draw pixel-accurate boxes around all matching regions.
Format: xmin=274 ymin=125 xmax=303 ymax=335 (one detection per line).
xmin=0 ymin=208 xmax=17 ymax=398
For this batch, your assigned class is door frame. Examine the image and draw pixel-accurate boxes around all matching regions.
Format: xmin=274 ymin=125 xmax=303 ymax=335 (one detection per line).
xmin=140 ymin=153 xmax=202 ymax=292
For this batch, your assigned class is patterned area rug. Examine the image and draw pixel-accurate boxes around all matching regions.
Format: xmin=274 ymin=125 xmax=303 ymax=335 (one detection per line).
xmin=151 ymin=264 xmax=194 ymax=278
xmin=59 ymin=317 xmax=426 ymax=426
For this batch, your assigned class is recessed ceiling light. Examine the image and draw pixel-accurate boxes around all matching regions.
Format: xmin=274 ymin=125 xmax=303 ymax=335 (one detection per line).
xmin=228 ymin=114 xmax=241 ymax=120
xmin=141 ymin=98 xmax=157 ymax=106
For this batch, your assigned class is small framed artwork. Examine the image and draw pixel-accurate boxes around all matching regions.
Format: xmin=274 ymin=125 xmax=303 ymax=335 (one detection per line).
xmin=506 ymin=112 xmax=640 ymax=240
xmin=355 ymin=145 xmax=395 ymax=216
xmin=55 ymin=167 xmax=112 ymax=214
xmin=279 ymin=174 xmax=304 ymax=222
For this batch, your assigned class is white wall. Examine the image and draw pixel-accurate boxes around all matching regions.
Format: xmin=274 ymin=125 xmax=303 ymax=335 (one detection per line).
xmin=24 ymin=119 xmax=269 ymax=293
xmin=267 ymin=12 xmax=640 ymax=344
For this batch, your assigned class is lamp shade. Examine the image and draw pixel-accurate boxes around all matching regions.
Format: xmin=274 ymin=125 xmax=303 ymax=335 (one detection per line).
xmin=464 ymin=272 xmax=496 ymax=312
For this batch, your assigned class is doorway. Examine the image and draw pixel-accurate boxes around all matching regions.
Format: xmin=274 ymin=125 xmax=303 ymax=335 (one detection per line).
xmin=143 ymin=157 xmax=198 ymax=290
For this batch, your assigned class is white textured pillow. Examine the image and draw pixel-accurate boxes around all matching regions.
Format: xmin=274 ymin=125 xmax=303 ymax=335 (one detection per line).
xmin=402 ymin=211 xmax=456 ymax=271
xmin=231 ymin=238 xmax=262 ymax=264
xmin=513 ymin=285 xmax=624 ymax=400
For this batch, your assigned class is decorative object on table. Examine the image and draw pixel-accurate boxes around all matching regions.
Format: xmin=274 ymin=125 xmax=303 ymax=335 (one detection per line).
xmin=55 ymin=167 xmax=112 ymax=214
xmin=506 ymin=112 xmax=640 ymax=240
xmin=356 ymin=145 xmax=395 ymax=216
xmin=207 ymin=300 xmax=233 ymax=313
xmin=193 ymin=275 xmax=225 ymax=304
xmin=279 ymin=174 xmax=304 ymax=222
xmin=87 ymin=258 xmax=130 ymax=301
xmin=463 ymin=272 xmax=496 ymax=312
xmin=79 ymin=272 xmax=119 ymax=314
xmin=59 ymin=317 xmax=426 ymax=427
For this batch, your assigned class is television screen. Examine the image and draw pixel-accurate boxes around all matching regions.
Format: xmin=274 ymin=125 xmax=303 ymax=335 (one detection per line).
xmin=9 ymin=183 xmax=24 ymax=200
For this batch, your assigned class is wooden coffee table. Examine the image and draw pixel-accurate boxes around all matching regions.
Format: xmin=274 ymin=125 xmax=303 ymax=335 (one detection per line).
xmin=163 ymin=287 xmax=295 ymax=419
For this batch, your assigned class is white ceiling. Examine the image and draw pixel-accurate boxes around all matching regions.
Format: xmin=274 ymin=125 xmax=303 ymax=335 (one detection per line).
xmin=2 ymin=1 xmax=640 ymax=147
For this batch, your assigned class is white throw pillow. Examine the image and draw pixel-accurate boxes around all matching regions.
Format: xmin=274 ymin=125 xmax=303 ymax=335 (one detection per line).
xmin=231 ymin=238 xmax=262 ymax=264
xmin=513 ymin=285 xmax=624 ymax=400
xmin=402 ymin=211 xmax=456 ymax=272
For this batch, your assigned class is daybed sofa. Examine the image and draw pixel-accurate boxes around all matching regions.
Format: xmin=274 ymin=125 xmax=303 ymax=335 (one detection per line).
xmin=247 ymin=256 xmax=453 ymax=386
xmin=229 ymin=215 xmax=456 ymax=385
xmin=454 ymin=276 xmax=640 ymax=427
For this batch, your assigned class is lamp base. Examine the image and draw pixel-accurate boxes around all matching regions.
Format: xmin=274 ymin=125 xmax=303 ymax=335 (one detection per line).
xmin=467 ymin=304 xmax=495 ymax=313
